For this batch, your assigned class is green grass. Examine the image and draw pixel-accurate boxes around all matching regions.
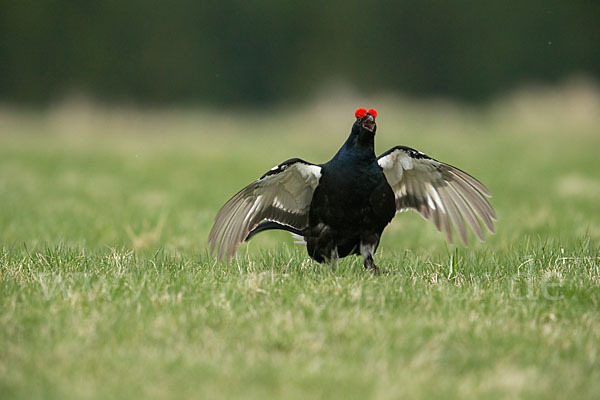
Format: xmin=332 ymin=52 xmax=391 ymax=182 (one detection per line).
xmin=1 ymin=86 xmax=600 ymax=399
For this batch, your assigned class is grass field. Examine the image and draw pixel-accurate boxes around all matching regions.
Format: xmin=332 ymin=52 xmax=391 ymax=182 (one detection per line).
xmin=1 ymin=82 xmax=600 ymax=399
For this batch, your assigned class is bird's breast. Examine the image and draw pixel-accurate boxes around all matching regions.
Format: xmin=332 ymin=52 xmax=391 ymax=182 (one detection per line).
xmin=315 ymin=161 xmax=390 ymax=212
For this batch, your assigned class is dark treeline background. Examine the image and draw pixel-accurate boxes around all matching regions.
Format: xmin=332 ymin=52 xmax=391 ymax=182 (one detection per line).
xmin=1 ymin=0 xmax=599 ymax=106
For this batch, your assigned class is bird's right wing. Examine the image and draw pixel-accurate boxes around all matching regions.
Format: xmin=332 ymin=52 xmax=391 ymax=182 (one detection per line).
xmin=378 ymin=146 xmax=496 ymax=245
xmin=208 ymin=158 xmax=322 ymax=260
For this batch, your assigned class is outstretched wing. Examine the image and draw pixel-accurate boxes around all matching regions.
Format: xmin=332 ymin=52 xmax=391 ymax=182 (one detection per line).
xmin=208 ymin=158 xmax=322 ymax=260
xmin=378 ymin=146 xmax=496 ymax=245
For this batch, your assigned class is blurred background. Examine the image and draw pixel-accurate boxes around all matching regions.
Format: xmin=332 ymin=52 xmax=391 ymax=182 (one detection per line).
xmin=1 ymin=0 xmax=599 ymax=253
xmin=1 ymin=0 xmax=599 ymax=106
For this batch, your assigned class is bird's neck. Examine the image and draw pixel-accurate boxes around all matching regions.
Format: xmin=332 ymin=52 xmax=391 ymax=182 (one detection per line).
xmin=335 ymin=132 xmax=376 ymax=163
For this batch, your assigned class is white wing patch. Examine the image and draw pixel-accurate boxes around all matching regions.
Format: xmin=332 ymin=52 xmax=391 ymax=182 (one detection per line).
xmin=209 ymin=160 xmax=321 ymax=260
xmin=378 ymin=146 xmax=496 ymax=245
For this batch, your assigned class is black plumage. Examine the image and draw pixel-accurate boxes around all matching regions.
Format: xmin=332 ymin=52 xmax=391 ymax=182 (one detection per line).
xmin=208 ymin=108 xmax=496 ymax=272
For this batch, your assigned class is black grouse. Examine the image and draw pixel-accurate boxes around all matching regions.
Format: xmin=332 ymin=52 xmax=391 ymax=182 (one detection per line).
xmin=208 ymin=108 xmax=496 ymax=272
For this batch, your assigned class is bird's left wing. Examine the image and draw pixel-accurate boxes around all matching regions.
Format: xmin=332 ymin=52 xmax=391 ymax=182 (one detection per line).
xmin=378 ymin=146 xmax=496 ymax=245
xmin=208 ymin=158 xmax=322 ymax=260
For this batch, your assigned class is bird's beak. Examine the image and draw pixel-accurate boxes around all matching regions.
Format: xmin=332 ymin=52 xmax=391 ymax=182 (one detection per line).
xmin=362 ymin=115 xmax=376 ymax=132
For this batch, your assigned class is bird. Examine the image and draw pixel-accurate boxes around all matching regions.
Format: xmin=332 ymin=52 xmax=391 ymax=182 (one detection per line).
xmin=208 ymin=107 xmax=496 ymax=272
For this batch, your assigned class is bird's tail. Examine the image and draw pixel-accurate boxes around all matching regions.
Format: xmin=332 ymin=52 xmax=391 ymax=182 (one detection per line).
xmin=245 ymin=221 xmax=304 ymax=242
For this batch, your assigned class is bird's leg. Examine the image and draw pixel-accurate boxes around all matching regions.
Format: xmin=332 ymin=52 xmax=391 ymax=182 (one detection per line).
xmin=360 ymin=242 xmax=379 ymax=274
xmin=327 ymin=247 xmax=339 ymax=272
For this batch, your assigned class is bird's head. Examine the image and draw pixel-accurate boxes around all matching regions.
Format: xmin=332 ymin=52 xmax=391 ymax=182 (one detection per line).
xmin=352 ymin=107 xmax=377 ymax=138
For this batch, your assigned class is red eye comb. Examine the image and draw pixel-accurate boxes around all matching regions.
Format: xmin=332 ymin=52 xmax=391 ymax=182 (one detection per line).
xmin=355 ymin=108 xmax=367 ymax=118
xmin=368 ymin=108 xmax=377 ymax=118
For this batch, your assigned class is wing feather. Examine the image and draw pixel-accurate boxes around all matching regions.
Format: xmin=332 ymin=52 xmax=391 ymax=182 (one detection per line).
xmin=447 ymin=173 xmax=496 ymax=232
xmin=378 ymin=146 xmax=495 ymax=245
xmin=208 ymin=159 xmax=321 ymax=260
xmin=437 ymin=186 xmax=457 ymax=243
